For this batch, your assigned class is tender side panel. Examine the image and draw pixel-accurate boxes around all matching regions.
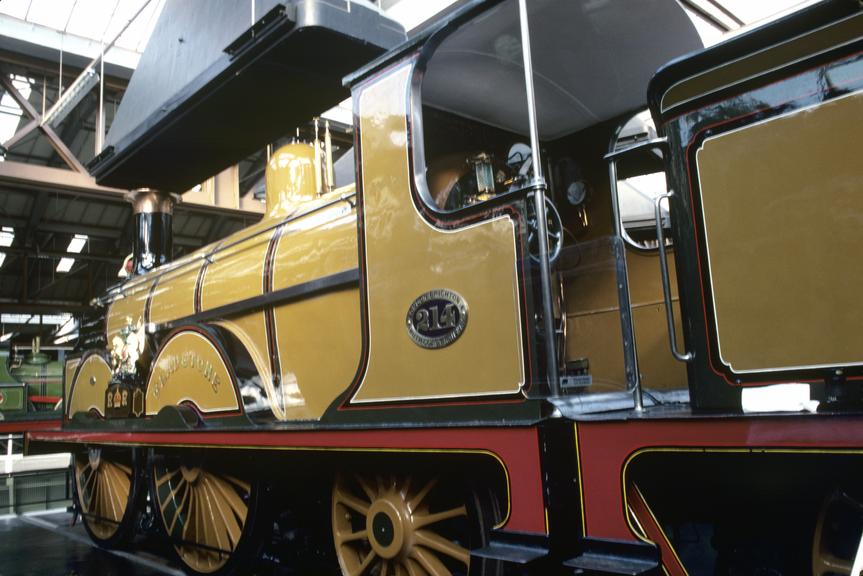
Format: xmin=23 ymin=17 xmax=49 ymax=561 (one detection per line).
xmin=352 ymin=64 xmax=525 ymax=403
xmin=696 ymin=90 xmax=863 ymax=374
xmin=659 ymin=11 xmax=863 ymax=115
xmin=576 ymin=417 xmax=863 ymax=543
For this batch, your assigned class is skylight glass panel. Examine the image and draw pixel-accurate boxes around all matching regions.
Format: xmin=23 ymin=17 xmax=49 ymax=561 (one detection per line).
xmin=0 ymin=227 xmax=14 ymax=248
xmin=0 ymin=76 xmax=31 ymax=152
xmin=66 ymin=234 xmax=88 ymax=254
xmin=0 ymin=313 xmax=69 ymax=325
xmin=1 ymin=314 xmax=32 ymax=324
xmin=719 ymin=0 xmax=814 ymax=24
xmin=26 ymin=0 xmax=75 ymax=31
xmin=56 ymin=257 xmax=75 ymax=273
xmin=65 ymin=0 xmax=118 ymax=41
xmin=114 ymin=0 xmax=165 ymax=52
xmin=0 ymin=0 xmax=31 ymax=20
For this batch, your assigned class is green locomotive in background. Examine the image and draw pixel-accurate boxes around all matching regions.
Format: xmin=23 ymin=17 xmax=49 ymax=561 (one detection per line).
xmin=0 ymin=339 xmax=63 ymax=416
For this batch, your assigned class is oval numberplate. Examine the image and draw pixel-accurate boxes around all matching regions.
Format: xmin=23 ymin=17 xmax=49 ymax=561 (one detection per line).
xmin=406 ymin=289 xmax=469 ymax=349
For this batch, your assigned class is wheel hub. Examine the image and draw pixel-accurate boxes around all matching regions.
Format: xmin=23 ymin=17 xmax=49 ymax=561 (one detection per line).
xmin=366 ymin=495 xmax=411 ymax=559
xmin=87 ymin=447 xmax=101 ymax=470
xmin=372 ymin=513 xmax=394 ymax=547
xmin=180 ymin=465 xmax=202 ymax=484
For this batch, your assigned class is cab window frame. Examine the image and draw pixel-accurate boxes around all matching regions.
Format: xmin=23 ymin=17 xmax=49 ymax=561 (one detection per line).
xmin=408 ymin=2 xmax=538 ymax=220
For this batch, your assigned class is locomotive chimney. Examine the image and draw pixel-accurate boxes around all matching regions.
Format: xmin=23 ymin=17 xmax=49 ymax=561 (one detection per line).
xmin=125 ymin=189 xmax=178 ymax=276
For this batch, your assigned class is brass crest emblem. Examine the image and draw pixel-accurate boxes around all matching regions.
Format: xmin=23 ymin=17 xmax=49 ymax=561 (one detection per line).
xmin=406 ymin=289 xmax=468 ymax=349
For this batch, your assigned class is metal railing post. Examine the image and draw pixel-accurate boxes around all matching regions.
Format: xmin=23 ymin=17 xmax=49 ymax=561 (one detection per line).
xmin=518 ymin=0 xmax=560 ymax=397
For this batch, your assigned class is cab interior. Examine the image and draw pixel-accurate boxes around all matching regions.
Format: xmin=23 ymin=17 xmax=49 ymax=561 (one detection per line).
xmin=413 ymin=0 xmax=702 ymax=395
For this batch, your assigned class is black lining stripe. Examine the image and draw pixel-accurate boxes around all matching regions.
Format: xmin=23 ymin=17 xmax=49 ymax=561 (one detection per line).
xmin=263 ymin=227 xmax=285 ymax=388
xmin=144 ymin=275 xmax=160 ymax=326
xmin=193 ymin=242 xmax=222 ymax=314
xmin=157 ymin=268 xmax=359 ymax=333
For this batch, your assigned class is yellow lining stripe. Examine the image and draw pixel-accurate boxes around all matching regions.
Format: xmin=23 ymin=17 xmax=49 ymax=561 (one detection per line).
xmin=573 ymin=423 xmax=586 ymax=534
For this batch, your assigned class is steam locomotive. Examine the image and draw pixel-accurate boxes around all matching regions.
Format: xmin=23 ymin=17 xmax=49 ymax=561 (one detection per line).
xmin=26 ymin=0 xmax=863 ymax=574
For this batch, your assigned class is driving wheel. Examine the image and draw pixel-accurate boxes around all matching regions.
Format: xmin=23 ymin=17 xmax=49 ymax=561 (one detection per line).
xmin=332 ymin=471 xmax=501 ymax=576
xmin=813 ymin=489 xmax=863 ymax=575
xmin=74 ymin=447 xmax=141 ymax=547
xmin=152 ymin=454 xmax=269 ymax=575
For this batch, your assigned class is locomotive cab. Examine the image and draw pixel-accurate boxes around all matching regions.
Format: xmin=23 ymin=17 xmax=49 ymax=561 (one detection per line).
xmin=386 ymin=0 xmax=701 ymax=406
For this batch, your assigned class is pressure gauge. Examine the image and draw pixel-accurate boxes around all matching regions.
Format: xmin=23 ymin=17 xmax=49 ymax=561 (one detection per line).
xmin=567 ymin=180 xmax=588 ymax=205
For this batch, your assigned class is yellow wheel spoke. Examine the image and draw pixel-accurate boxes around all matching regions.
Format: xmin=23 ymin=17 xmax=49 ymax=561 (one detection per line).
xmin=349 ymin=549 xmax=377 ymax=576
xmin=156 ymin=469 xmax=178 ymax=488
xmin=334 ymin=472 xmax=490 ymax=576
xmin=335 ymin=527 xmax=368 ymax=545
xmin=97 ymin=470 xmax=111 ymax=520
xmin=103 ymin=463 xmax=131 ymax=521
xmin=183 ymin=483 xmax=195 ymax=542
xmin=415 ymin=529 xmax=469 ymax=565
xmin=79 ymin=469 xmax=96 ymax=511
xmin=356 ymin=475 xmax=378 ymax=501
xmin=336 ymin=491 xmax=371 ymax=517
xmin=222 ymin=473 xmax=251 ymax=493
xmin=412 ymin=505 xmax=467 ymax=530
xmin=202 ymin=475 xmax=242 ymax=549
xmin=404 ymin=559 xmax=423 ymax=576
xmin=102 ymin=469 xmax=120 ymax=522
xmin=155 ymin=460 xmax=254 ymax=574
xmin=411 ymin=546 xmax=453 ymax=576
xmin=408 ymin=477 xmax=438 ymax=511
xmin=819 ymin=553 xmax=853 ymax=574
xmin=166 ymin=481 xmax=190 ymax=535
xmin=206 ymin=475 xmax=238 ymax=553
xmin=210 ymin=473 xmax=249 ymax=525
xmin=159 ymin=477 xmax=187 ymax=511
xmin=75 ymin=452 xmax=132 ymax=542
xmin=198 ymin=480 xmax=219 ymax=551
xmin=401 ymin=475 xmax=413 ymax=499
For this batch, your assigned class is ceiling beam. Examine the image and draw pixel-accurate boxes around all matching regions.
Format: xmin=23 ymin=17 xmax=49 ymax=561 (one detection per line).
xmin=0 ymin=160 xmax=126 ymax=197
xmin=0 ymin=14 xmax=141 ymax=73
xmin=0 ymin=68 xmax=87 ymax=173
xmin=30 ymin=261 xmax=89 ymax=299
xmin=24 ymin=191 xmax=51 ymax=246
xmin=0 ymin=299 xmax=90 ymax=314
xmin=2 ymin=117 xmax=38 ymax=151
xmin=0 ymin=160 xmax=265 ymax=219
xmin=1 ymin=246 xmax=123 ymax=264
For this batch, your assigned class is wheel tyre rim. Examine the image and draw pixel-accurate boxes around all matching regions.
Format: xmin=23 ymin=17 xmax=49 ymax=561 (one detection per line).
xmin=813 ymin=490 xmax=863 ymax=576
xmin=333 ymin=472 xmax=476 ymax=576
xmin=74 ymin=448 xmax=133 ymax=541
xmin=154 ymin=459 xmax=252 ymax=574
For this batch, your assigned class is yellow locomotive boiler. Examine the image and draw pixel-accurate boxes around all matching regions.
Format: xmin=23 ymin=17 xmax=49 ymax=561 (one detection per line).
xmin=27 ymin=0 xmax=863 ymax=574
